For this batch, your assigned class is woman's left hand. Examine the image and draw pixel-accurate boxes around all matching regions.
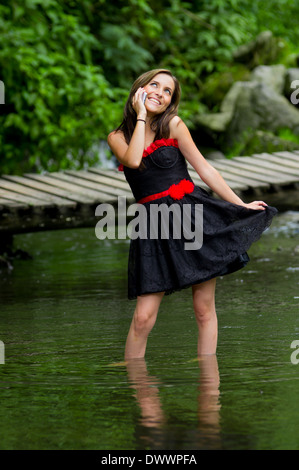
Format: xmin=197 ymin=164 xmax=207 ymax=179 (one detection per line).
xmin=242 ymin=201 xmax=268 ymax=210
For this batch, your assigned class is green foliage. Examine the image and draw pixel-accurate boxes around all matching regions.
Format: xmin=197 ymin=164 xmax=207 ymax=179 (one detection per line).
xmin=224 ymin=128 xmax=299 ymax=158
xmin=0 ymin=1 xmax=125 ymax=173
xmin=0 ymin=0 xmax=299 ymax=174
xmin=277 ymin=128 xmax=299 ymax=144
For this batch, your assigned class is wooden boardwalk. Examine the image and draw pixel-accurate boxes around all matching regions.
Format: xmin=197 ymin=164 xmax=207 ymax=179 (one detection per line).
xmin=0 ymin=150 xmax=299 ymax=236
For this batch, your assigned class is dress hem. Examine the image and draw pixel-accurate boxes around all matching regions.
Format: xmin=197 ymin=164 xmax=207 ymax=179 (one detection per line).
xmin=127 ymin=253 xmax=249 ymax=300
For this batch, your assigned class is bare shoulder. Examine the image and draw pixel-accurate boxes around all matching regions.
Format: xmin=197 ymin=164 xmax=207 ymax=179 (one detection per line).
xmin=107 ymin=129 xmax=125 ymax=146
xmin=107 ymin=130 xmax=128 ymax=160
xmin=169 ymin=115 xmax=183 ymax=134
xmin=169 ymin=115 xmax=190 ymax=140
xmin=169 ymin=116 xmax=208 ymax=170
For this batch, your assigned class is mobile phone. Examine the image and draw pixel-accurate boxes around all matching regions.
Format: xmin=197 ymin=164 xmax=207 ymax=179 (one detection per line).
xmin=142 ymin=92 xmax=147 ymax=104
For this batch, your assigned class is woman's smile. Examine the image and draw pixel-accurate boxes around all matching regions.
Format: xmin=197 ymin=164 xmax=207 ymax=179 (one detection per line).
xmin=147 ymin=96 xmax=161 ymax=105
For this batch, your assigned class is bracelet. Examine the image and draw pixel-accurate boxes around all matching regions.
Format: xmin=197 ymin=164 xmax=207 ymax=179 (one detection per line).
xmin=136 ymin=119 xmax=146 ymax=123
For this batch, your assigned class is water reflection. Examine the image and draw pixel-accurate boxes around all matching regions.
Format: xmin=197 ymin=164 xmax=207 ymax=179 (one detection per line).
xmin=126 ymin=355 xmax=221 ymax=449
xmin=127 ymin=358 xmax=165 ymax=428
xmin=197 ymin=355 xmax=221 ymax=449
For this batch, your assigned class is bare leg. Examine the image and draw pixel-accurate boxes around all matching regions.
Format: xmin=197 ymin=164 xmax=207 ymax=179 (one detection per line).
xmin=125 ymin=291 xmax=164 ymax=360
xmin=192 ymin=278 xmax=218 ymax=355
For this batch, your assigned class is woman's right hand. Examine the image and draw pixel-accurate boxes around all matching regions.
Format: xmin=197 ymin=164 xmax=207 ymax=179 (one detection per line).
xmin=132 ymin=87 xmax=147 ymax=120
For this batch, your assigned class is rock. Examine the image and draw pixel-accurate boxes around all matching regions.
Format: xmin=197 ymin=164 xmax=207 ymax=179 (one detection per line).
xmin=233 ymin=31 xmax=281 ymax=69
xmin=197 ymin=76 xmax=299 ymax=147
xmin=196 ymin=111 xmax=232 ymax=133
xmin=199 ymin=66 xmax=251 ymax=110
xmin=194 ymin=31 xmax=299 ymax=154
xmin=250 ymin=64 xmax=286 ymax=94
xmin=221 ymin=81 xmax=261 ymax=133
xmin=196 ymin=81 xmax=263 ymax=141
xmin=226 ymin=81 xmax=299 ymax=144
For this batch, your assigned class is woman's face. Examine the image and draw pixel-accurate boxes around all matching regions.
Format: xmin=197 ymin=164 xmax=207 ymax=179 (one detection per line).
xmin=144 ymin=73 xmax=175 ymax=115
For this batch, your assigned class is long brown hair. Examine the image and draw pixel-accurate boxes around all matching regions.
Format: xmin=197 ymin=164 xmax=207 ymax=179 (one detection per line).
xmin=116 ymin=69 xmax=181 ymax=144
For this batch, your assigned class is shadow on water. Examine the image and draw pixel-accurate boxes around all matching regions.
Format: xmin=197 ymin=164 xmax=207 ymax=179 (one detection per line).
xmin=0 ymin=211 xmax=298 ymax=450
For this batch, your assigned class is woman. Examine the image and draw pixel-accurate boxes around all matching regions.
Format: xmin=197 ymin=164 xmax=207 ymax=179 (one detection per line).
xmin=108 ymin=69 xmax=277 ymax=360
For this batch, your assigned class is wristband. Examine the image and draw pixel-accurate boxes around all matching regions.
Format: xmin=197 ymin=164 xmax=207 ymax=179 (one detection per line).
xmin=136 ymin=119 xmax=146 ymax=123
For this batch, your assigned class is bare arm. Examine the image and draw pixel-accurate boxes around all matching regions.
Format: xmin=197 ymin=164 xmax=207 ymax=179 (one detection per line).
xmin=107 ymin=87 xmax=147 ymax=169
xmin=170 ymin=117 xmax=267 ymax=210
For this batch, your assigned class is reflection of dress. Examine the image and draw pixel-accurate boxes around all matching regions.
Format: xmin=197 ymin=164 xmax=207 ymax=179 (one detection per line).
xmin=120 ymin=138 xmax=278 ymax=299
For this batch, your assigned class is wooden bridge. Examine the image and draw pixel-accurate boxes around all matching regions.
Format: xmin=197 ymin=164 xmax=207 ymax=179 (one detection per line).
xmin=0 ymin=150 xmax=299 ymax=241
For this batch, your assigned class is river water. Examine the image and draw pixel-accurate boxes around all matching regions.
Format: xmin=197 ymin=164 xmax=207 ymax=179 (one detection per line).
xmin=0 ymin=211 xmax=298 ymax=450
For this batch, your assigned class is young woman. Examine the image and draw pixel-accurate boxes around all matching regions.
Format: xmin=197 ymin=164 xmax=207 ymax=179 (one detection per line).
xmin=108 ymin=69 xmax=277 ymax=360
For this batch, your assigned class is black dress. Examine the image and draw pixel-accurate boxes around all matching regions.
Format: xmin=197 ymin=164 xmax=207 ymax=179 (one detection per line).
xmin=120 ymin=138 xmax=278 ymax=300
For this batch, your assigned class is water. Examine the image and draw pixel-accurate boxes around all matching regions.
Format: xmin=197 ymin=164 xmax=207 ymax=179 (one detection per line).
xmin=0 ymin=211 xmax=298 ymax=450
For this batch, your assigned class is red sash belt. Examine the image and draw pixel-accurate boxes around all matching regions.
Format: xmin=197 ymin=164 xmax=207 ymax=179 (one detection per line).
xmin=138 ymin=179 xmax=194 ymax=204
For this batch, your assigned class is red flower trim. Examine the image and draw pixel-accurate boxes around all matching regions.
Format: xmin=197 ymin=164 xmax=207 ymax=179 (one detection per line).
xmin=142 ymin=138 xmax=178 ymax=158
xmin=168 ymin=179 xmax=194 ymax=200
xmin=118 ymin=138 xmax=178 ymax=171
xmin=138 ymin=179 xmax=194 ymax=204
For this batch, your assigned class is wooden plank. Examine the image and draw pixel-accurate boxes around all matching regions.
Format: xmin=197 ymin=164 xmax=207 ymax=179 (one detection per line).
xmin=26 ymin=173 xmax=104 ymax=201
xmin=232 ymin=156 xmax=291 ymax=181
xmin=0 ymin=190 xmax=47 ymax=207
xmin=0 ymin=150 xmax=298 ymax=231
xmin=268 ymin=153 xmax=299 ymax=169
xmin=88 ymin=168 xmax=128 ymax=182
xmin=248 ymin=157 xmax=299 ymax=179
xmin=65 ymin=170 xmax=132 ymax=192
xmin=232 ymin=156 xmax=299 ymax=183
xmin=273 ymin=151 xmax=299 ymax=162
xmin=251 ymin=154 xmax=299 ymax=177
xmin=210 ymin=161 xmax=269 ymax=188
xmin=50 ymin=171 xmax=131 ymax=198
xmin=0 ymin=177 xmax=73 ymax=207
xmin=208 ymin=165 xmax=253 ymax=188
xmin=0 ymin=198 xmax=26 ymax=209
xmin=22 ymin=174 xmax=101 ymax=204
xmin=2 ymin=175 xmax=76 ymax=207
xmin=26 ymin=173 xmax=116 ymax=203
xmin=1 ymin=175 xmax=87 ymax=205
xmin=257 ymin=153 xmax=299 ymax=173
xmin=215 ymin=159 xmax=281 ymax=183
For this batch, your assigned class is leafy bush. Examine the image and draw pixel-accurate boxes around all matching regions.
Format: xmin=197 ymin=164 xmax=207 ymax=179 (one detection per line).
xmin=0 ymin=1 xmax=124 ymax=173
